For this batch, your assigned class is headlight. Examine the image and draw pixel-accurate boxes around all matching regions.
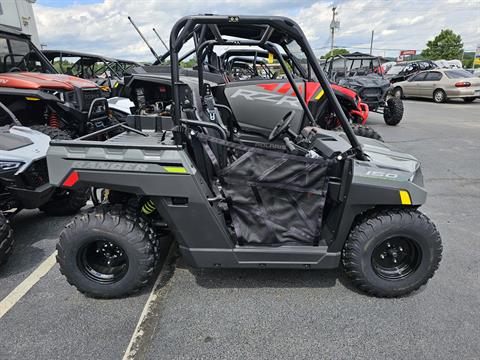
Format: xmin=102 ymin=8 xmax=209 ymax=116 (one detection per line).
xmin=0 ymin=161 xmax=23 ymax=172
xmin=40 ymin=89 xmax=65 ymax=102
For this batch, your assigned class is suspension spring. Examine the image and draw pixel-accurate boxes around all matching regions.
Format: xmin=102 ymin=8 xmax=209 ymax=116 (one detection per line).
xmin=141 ymin=200 xmax=156 ymax=215
xmin=48 ymin=111 xmax=60 ymax=128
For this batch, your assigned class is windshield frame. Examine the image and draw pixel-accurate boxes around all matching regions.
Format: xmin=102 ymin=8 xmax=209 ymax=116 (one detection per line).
xmin=0 ymin=33 xmax=56 ymax=74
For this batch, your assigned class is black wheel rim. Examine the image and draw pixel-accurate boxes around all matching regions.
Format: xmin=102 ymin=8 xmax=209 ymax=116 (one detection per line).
xmin=78 ymin=240 xmax=128 ymax=284
xmin=371 ymin=237 xmax=422 ymax=280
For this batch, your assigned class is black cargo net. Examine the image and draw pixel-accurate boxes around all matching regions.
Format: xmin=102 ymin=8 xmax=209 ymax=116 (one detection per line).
xmin=195 ymin=133 xmax=331 ymax=246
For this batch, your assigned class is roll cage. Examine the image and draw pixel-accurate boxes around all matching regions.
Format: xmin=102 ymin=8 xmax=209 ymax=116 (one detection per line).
xmin=0 ymin=28 xmax=56 ymax=74
xmin=168 ymin=15 xmax=365 ymax=159
xmin=43 ymin=50 xmax=124 ymax=79
xmin=324 ymin=54 xmax=384 ymax=81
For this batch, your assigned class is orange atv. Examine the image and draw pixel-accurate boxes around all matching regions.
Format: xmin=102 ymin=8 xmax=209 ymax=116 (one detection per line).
xmin=0 ymin=25 xmax=115 ymax=137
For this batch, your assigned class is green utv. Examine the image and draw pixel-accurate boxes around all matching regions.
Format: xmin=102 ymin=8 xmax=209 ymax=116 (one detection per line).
xmin=47 ymin=15 xmax=442 ymax=298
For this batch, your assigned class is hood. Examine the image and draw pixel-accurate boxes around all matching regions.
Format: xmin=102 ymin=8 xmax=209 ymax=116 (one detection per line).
xmin=338 ymin=74 xmax=390 ymax=90
xmin=333 ymin=132 xmax=420 ymax=181
xmin=0 ymin=72 xmax=98 ymax=91
xmin=0 ymin=126 xmax=50 ymax=174
xmin=354 ymin=136 xmax=421 ymax=183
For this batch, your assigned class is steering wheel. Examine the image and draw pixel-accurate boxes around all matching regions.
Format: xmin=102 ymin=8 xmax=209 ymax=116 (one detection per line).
xmin=268 ymin=111 xmax=295 ymax=141
xmin=4 ymin=54 xmax=28 ymax=72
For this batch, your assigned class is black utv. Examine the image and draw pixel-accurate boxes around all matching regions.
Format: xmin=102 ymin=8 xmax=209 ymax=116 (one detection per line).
xmin=386 ymin=60 xmax=437 ymax=84
xmin=47 ymin=15 xmax=442 ymax=299
xmin=324 ymin=53 xmax=404 ymax=126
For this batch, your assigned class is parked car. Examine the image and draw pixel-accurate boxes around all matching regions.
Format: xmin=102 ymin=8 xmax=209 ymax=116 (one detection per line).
xmin=386 ymin=60 xmax=437 ymax=83
xmin=392 ymin=69 xmax=480 ymax=103
xmin=465 ymin=68 xmax=480 ymax=77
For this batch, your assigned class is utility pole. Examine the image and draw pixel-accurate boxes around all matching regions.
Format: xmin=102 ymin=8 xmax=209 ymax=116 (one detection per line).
xmin=330 ymin=6 xmax=339 ymax=52
xmin=369 ymin=30 xmax=374 ymax=55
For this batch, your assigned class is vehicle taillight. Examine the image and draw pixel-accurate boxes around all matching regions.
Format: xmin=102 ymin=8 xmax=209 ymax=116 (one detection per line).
xmin=455 ymin=82 xmax=471 ymax=87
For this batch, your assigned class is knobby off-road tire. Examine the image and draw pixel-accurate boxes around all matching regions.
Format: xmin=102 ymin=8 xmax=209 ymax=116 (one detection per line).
xmin=30 ymin=125 xmax=71 ymax=140
xmin=57 ymin=206 xmax=159 ymax=298
xmin=29 ymin=125 xmax=89 ymax=216
xmin=342 ymin=208 xmax=442 ymax=297
xmin=383 ymin=97 xmax=404 ymax=126
xmin=0 ymin=213 xmax=14 ymax=266
xmin=351 ymin=124 xmax=384 ymax=142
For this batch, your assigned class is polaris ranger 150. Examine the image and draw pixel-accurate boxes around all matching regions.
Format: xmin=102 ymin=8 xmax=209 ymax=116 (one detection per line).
xmin=48 ymin=15 xmax=441 ymax=298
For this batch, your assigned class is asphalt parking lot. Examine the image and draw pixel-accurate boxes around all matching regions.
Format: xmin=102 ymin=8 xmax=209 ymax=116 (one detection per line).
xmin=1 ymin=98 xmax=479 ymax=360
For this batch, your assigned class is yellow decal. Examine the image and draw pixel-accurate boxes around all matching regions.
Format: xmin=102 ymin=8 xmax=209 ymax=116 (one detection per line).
xmin=314 ymin=90 xmax=325 ymax=100
xmin=113 ymin=82 xmax=119 ymax=88
xmin=163 ymin=166 xmax=187 ymax=174
xmin=25 ymin=97 xmax=40 ymax=101
xmin=399 ymin=190 xmax=412 ymax=205
xmin=268 ymin=53 xmax=274 ymax=64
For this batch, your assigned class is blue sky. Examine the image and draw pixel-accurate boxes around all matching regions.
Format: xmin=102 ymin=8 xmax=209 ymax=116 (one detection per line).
xmin=34 ymin=0 xmax=480 ymax=62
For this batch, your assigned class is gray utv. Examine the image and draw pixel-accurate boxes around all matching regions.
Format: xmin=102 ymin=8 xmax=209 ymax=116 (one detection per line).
xmin=47 ymin=15 xmax=442 ymax=298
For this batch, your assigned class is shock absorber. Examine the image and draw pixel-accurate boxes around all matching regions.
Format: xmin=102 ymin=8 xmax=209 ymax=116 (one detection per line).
xmin=48 ymin=111 xmax=60 ymax=128
xmin=141 ymin=200 xmax=156 ymax=215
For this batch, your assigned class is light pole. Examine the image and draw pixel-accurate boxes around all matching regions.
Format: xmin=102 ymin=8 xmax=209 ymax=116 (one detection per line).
xmin=369 ymin=30 xmax=374 ymax=55
xmin=330 ymin=6 xmax=339 ymax=52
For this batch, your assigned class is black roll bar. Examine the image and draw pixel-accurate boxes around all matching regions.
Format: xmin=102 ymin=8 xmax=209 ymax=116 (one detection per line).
xmin=169 ymin=15 xmax=365 ymax=160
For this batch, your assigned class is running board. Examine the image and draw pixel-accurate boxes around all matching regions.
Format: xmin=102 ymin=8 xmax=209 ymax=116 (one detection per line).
xmin=179 ymin=245 xmax=340 ymax=269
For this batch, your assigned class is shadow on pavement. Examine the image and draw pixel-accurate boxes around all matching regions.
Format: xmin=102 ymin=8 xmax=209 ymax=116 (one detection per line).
xmin=0 ymin=210 xmax=71 ymax=279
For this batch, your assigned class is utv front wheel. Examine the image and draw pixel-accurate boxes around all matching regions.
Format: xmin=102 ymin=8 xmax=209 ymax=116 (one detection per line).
xmin=0 ymin=213 xmax=14 ymax=266
xmin=342 ymin=209 xmax=442 ymax=297
xmin=383 ymin=97 xmax=404 ymax=126
xmin=351 ymin=124 xmax=383 ymax=142
xmin=57 ymin=207 xmax=158 ymax=298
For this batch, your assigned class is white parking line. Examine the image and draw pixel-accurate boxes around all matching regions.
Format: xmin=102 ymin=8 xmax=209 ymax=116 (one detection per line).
xmin=122 ymin=246 xmax=175 ymax=360
xmin=0 ymin=251 xmax=57 ymax=319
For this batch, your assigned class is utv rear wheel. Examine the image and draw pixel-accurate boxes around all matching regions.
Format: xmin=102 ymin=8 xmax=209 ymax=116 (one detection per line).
xmin=0 ymin=213 xmax=14 ymax=266
xmin=383 ymin=97 xmax=404 ymax=126
xmin=342 ymin=209 xmax=442 ymax=297
xmin=351 ymin=124 xmax=384 ymax=142
xmin=57 ymin=207 xmax=158 ymax=298
xmin=433 ymin=89 xmax=446 ymax=103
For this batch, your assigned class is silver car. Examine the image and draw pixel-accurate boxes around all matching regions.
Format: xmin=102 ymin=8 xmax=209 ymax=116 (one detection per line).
xmin=392 ymin=69 xmax=480 ymax=103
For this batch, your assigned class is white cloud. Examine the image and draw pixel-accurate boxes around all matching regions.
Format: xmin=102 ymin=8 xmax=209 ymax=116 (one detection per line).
xmin=34 ymin=0 xmax=480 ymax=61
